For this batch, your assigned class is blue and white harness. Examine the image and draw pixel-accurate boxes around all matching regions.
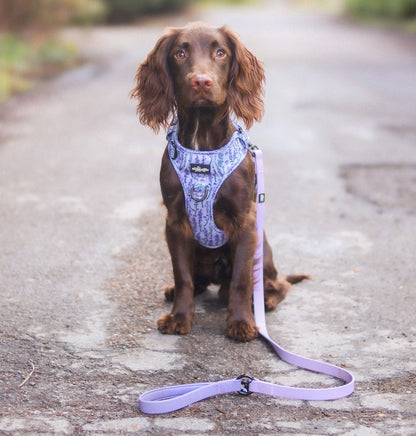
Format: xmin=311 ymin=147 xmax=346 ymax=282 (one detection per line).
xmin=167 ymin=122 xmax=250 ymax=249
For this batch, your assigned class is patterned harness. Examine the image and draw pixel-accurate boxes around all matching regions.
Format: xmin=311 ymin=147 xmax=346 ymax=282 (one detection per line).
xmin=166 ymin=123 xmax=250 ymax=249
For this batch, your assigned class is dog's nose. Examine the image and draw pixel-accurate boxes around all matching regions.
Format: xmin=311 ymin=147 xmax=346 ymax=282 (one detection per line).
xmin=191 ymin=74 xmax=213 ymax=91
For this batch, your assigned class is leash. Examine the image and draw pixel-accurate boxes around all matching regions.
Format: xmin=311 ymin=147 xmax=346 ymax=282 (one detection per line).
xmin=139 ymin=148 xmax=355 ymax=415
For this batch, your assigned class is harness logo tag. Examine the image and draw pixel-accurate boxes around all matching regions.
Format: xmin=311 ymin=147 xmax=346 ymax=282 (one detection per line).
xmin=190 ymin=163 xmax=211 ymax=174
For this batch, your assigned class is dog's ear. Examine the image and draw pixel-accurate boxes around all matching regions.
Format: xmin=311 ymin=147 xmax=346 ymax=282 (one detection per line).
xmin=130 ymin=28 xmax=179 ymax=133
xmin=220 ymin=26 xmax=265 ymax=130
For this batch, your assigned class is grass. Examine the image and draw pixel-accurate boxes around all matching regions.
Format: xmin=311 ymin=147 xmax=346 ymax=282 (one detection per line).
xmin=293 ymin=0 xmax=416 ymax=32
xmin=0 ymin=33 xmax=78 ymax=102
xmin=345 ymin=0 xmax=416 ymax=31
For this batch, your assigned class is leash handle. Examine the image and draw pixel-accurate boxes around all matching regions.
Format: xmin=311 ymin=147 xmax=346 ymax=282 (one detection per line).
xmin=138 ymin=148 xmax=354 ymax=414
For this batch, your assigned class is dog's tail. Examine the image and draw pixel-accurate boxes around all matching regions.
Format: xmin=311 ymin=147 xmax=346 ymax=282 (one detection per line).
xmin=285 ymin=274 xmax=311 ymax=285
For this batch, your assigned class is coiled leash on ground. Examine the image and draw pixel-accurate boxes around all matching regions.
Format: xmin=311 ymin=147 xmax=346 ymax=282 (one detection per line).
xmin=139 ymin=147 xmax=355 ymax=415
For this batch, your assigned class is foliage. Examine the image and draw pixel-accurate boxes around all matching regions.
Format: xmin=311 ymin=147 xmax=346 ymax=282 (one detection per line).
xmin=346 ymin=0 xmax=416 ymax=19
xmin=0 ymin=0 xmax=98 ymax=102
xmin=103 ymin=0 xmax=190 ymax=22
xmin=0 ymin=34 xmax=31 ymax=100
xmin=0 ymin=0 xmax=106 ymax=33
xmin=0 ymin=33 xmax=78 ymax=101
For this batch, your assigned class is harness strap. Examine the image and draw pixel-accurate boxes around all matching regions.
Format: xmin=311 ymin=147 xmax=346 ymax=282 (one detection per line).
xmin=139 ymin=148 xmax=355 ymax=415
xmin=167 ymin=123 xmax=249 ymax=249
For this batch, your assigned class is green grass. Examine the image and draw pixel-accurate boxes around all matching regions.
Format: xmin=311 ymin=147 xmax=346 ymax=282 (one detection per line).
xmin=346 ymin=0 xmax=416 ymax=19
xmin=0 ymin=34 xmax=78 ymax=102
xmin=293 ymin=0 xmax=416 ymax=32
xmin=345 ymin=0 xmax=416 ymax=31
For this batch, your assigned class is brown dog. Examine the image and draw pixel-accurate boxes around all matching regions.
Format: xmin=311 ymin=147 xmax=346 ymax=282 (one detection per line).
xmin=131 ymin=22 xmax=307 ymax=341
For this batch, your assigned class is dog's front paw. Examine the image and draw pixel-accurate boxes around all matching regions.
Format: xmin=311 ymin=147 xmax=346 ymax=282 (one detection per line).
xmin=227 ymin=320 xmax=259 ymax=342
xmin=157 ymin=313 xmax=192 ymax=335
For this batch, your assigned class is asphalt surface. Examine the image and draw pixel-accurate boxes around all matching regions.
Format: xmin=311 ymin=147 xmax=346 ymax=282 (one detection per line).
xmin=1 ymin=1 xmax=416 ymax=434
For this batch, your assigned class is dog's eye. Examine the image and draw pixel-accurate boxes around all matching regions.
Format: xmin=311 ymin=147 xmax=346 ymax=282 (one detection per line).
xmin=216 ymin=49 xmax=226 ymax=58
xmin=174 ymin=49 xmax=187 ymax=60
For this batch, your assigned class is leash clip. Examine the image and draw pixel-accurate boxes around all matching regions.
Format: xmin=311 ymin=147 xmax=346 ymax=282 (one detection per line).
xmin=248 ymin=141 xmax=259 ymax=157
xmin=237 ymin=374 xmax=254 ymax=396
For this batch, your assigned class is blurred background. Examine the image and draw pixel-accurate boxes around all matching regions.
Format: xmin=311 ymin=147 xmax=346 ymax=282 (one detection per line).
xmin=1 ymin=0 xmax=416 ymax=103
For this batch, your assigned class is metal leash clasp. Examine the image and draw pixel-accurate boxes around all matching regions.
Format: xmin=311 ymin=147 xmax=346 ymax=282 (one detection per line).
xmin=237 ymin=374 xmax=254 ymax=396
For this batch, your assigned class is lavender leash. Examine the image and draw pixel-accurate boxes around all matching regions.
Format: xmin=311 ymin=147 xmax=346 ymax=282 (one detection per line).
xmin=139 ymin=148 xmax=355 ymax=415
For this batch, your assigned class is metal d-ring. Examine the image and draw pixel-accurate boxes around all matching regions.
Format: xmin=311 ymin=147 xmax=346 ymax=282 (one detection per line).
xmin=237 ymin=374 xmax=254 ymax=396
xmin=190 ymin=185 xmax=208 ymax=202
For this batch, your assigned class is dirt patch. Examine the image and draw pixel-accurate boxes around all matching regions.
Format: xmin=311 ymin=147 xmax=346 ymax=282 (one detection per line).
xmin=106 ymin=209 xmax=171 ymax=349
xmin=0 ymin=331 xmax=142 ymax=431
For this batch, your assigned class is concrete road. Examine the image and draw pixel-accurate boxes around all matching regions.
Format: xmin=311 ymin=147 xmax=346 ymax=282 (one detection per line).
xmin=1 ymin=1 xmax=415 ymax=434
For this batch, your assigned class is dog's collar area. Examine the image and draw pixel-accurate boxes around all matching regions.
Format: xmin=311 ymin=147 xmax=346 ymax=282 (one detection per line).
xmin=167 ymin=121 xmax=249 ymax=158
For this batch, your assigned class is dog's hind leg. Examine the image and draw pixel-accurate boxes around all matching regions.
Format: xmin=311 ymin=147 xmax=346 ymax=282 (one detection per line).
xmin=164 ymin=275 xmax=210 ymax=302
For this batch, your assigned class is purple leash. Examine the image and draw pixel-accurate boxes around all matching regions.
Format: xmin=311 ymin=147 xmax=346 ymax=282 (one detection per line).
xmin=139 ymin=148 xmax=355 ymax=414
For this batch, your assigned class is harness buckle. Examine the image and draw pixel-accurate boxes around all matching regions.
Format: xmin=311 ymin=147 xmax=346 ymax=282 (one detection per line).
xmin=248 ymin=142 xmax=259 ymax=157
xmin=237 ymin=374 xmax=254 ymax=396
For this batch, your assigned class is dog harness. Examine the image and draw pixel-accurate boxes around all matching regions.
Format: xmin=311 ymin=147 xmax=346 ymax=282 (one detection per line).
xmin=166 ymin=123 xmax=250 ymax=249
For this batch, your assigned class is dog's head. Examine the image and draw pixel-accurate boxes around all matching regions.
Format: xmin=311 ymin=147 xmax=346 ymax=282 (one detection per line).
xmin=131 ymin=22 xmax=265 ymax=132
